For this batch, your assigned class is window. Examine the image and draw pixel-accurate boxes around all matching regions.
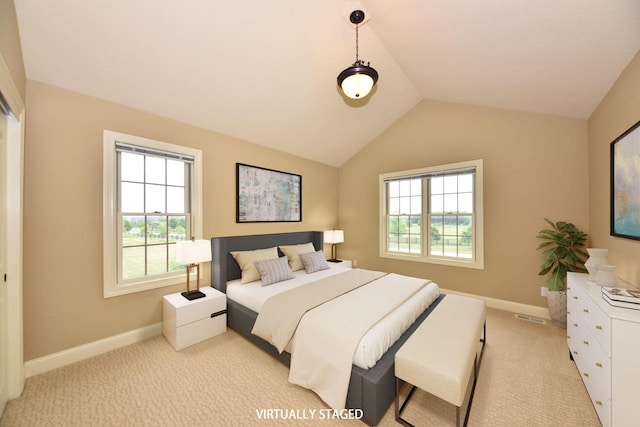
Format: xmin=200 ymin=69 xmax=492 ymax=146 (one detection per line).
xmin=103 ymin=131 xmax=203 ymax=297
xmin=380 ymin=160 xmax=484 ymax=269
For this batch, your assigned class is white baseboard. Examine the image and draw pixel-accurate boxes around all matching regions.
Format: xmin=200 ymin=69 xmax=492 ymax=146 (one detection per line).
xmin=25 ymin=322 xmax=163 ymax=378
xmin=23 ymin=292 xmax=548 ymax=377
xmin=441 ymin=288 xmax=550 ymax=320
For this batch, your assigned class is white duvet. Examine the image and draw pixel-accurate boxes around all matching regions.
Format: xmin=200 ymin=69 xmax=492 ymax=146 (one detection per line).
xmin=227 ymin=265 xmax=440 ymax=369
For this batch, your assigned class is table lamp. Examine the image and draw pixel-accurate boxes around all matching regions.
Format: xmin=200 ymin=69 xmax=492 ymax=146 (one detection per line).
xmin=324 ymin=229 xmax=344 ymax=263
xmin=175 ymin=238 xmax=212 ymax=300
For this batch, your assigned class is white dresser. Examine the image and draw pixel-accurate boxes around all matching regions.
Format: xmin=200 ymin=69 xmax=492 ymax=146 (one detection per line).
xmin=163 ymin=286 xmax=227 ymax=350
xmin=567 ymin=273 xmax=640 ymax=427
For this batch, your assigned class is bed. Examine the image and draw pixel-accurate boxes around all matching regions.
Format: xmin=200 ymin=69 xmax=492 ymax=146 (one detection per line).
xmin=210 ymin=231 xmax=444 ymax=425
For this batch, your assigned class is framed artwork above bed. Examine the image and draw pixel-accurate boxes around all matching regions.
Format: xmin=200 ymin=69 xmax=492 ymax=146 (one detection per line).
xmin=236 ymin=163 xmax=302 ymax=223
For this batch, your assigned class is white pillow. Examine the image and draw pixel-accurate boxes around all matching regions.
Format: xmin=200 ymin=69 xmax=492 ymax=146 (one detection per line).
xmin=299 ymin=250 xmax=330 ymax=274
xmin=254 ymin=256 xmax=295 ymax=286
xmin=279 ymin=242 xmax=316 ymax=271
xmin=230 ymin=247 xmax=278 ymax=284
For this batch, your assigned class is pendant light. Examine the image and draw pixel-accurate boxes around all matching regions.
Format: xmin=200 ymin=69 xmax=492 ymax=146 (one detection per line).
xmin=337 ymin=10 xmax=378 ymax=99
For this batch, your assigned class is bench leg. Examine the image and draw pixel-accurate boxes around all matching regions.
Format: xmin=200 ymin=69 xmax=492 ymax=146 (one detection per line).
xmin=462 ymin=358 xmax=478 ymax=427
xmin=466 ymin=322 xmax=487 ymax=427
xmin=395 ymin=378 xmax=417 ymax=427
xmin=477 ymin=321 xmax=486 ymax=378
xmin=396 ymin=377 xmax=471 ymax=427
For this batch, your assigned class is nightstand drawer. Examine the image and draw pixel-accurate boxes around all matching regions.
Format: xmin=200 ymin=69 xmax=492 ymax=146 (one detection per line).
xmin=175 ymin=293 xmax=226 ymax=327
xmin=173 ymin=312 xmax=227 ymax=350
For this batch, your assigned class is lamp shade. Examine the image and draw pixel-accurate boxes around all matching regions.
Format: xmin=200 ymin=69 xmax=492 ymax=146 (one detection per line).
xmin=338 ymin=64 xmax=378 ymax=99
xmin=324 ymin=230 xmax=345 ymax=244
xmin=175 ymin=239 xmax=212 ymax=264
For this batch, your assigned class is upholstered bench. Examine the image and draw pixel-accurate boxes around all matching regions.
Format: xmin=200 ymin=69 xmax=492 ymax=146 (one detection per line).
xmin=394 ymin=294 xmax=486 ymax=427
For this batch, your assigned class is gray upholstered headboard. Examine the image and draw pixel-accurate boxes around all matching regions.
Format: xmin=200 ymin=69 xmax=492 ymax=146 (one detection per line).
xmin=210 ymin=231 xmax=324 ymax=293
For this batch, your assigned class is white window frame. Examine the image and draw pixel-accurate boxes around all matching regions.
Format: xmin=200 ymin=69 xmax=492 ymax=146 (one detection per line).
xmin=379 ymin=159 xmax=484 ymax=270
xmin=103 ymin=130 xmax=203 ymax=297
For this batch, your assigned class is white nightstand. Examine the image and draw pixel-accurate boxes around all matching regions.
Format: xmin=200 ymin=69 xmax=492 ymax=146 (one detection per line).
xmin=163 ymin=286 xmax=226 ymax=350
xmin=332 ymin=259 xmax=352 ymax=268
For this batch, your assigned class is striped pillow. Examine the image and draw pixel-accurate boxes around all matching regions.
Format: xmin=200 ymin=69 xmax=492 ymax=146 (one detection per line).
xmin=254 ymin=256 xmax=295 ymax=286
xmin=299 ymin=250 xmax=330 ymax=274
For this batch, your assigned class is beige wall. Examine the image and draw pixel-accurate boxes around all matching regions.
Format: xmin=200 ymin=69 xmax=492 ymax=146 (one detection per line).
xmin=23 ymin=81 xmax=338 ymax=360
xmin=338 ymin=100 xmax=589 ymax=307
xmin=20 ymin=41 xmax=637 ymax=362
xmin=0 ymin=0 xmax=26 ymax=102
xmin=588 ymin=51 xmax=640 ymax=285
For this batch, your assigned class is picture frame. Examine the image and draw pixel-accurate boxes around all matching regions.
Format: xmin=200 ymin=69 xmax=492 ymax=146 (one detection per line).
xmin=610 ymin=119 xmax=640 ymax=240
xmin=236 ymin=163 xmax=302 ymax=223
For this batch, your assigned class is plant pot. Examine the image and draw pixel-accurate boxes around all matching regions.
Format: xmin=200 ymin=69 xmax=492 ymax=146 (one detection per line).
xmin=547 ymin=290 xmax=567 ymax=328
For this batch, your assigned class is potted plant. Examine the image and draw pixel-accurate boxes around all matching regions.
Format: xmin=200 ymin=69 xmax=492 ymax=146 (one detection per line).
xmin=536 ymin=218 xmax=588 ymax=328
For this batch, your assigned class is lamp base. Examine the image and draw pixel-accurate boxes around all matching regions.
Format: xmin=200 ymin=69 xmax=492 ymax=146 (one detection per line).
xmin=327 ymin=259 xmax=343 ymax=263
xmin=181 ymin=290 xmax=205 ymax=301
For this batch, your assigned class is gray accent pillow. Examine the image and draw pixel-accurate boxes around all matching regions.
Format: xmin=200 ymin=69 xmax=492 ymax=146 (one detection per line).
xmin=254 ymin=256 xmax=295 ymax=286
xmin=299 ymin=250 xmax=330 ymax=274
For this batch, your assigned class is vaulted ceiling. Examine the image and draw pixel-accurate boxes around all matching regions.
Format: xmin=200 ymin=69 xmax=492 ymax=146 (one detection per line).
xmin=14 ymin=0 xmax=640 ymax=166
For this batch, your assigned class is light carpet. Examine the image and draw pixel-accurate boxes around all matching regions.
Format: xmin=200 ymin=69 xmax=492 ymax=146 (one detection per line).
xmin=1 ymin=308 xmax=600 ymax=426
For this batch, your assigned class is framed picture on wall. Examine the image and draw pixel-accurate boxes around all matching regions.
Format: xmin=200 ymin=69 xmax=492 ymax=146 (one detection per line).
xmin=236 ymin=163 xmax=302 ymax=223
xmin=610 ymin=119 xmax=640 ymax=240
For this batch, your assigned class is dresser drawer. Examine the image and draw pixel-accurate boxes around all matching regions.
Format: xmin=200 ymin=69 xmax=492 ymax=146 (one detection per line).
xmin=579 ymin=338 xmax=611 ymax=402
xmin=567 ymin=284 xmax=583 ymax=313
xmin=567 ymin=283 xmax=587 ymax=360
xmin=592 ymin=395 xmax=611 ymax=427
xmin=580 ymin=293 xmax=611 ymax=356
xmin=569 ymin=318 xmax=591 ymax=375
xmin=566 ymin=314 xmax=583 ymax=360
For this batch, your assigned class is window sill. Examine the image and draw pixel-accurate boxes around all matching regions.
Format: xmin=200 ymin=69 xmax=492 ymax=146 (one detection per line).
xmin=104 ymin=272 xmax=195 ymax=298
xmin=380 ymin=252 xmax=484 ymax=270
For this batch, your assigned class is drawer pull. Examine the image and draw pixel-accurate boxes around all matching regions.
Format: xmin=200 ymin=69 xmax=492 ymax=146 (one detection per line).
xmin=595 ymin=400 xmax=603 ymax=406
xmin=573 ymin=323 xmax=578 ymax=327
xmin=573 ymin=350 xmax=578 ymax=355
xmin=596 ymin=362 xmax=603 ymax=368
xmin=583 ymin=372 xmax=589 ymax=378
xmin=583 ymin=340 xmax=589 ymax=345
xmin=210 ymin=309 xmax=227 ymax=318
xmin=567 ymin=335 xmax=571 ymax=339
xmin=595 ymin=325 xmax=603 ymax=330
xmin=573 ymin=296 xmax=578 ymax=300
xmin=583 ymin=308 xmax=589 ymax=313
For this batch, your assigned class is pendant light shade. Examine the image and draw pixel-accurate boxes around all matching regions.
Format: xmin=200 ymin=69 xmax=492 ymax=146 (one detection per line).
xmin=338 ymin=61 xmax=378 ymax=99
xmin=337 ymin=10 xmax=378 ymax=99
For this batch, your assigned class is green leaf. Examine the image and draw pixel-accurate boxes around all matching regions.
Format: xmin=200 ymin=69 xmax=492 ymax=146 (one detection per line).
xmin=536 ymin=218 xmax=587 ymax=290
xmin=536 ymin=241 xmax=553 ymax=250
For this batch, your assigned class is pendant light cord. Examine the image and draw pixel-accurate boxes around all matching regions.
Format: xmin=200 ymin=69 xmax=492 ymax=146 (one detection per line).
xmin=355 ymin=23 xmax=360 ymax=63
